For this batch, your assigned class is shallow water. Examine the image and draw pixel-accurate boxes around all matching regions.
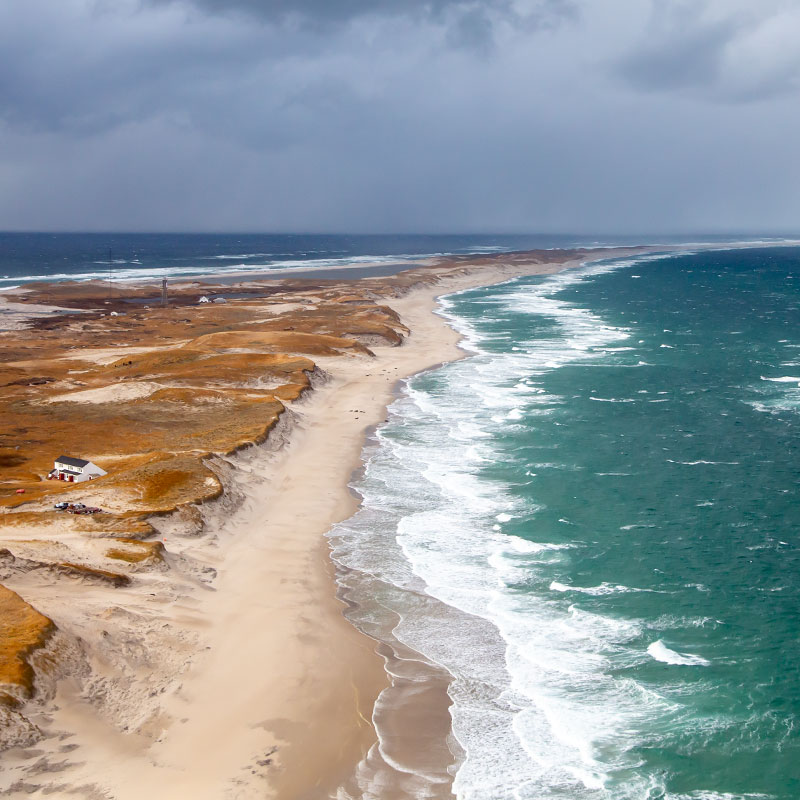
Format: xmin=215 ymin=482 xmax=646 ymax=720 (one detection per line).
xmin=329 ymin=246 xmax=800 ymax=799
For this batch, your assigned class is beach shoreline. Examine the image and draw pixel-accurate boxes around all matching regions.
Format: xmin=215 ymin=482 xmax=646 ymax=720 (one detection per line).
xmin=0 ymin=249 xmax=645 ymax=798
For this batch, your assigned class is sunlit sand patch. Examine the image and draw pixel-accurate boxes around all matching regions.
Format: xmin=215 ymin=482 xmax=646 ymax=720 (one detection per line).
xmin=46 ymin=381 xmax=163 ymax=404
xmin=187 ymin=329 xmax=373 ymax=356
xmin=59 ymin=343 xmax=191 ymax=366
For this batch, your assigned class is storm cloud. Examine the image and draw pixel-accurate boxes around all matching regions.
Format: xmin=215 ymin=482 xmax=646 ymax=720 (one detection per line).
xmin=0 ymin=0 xmax=798 ymax=233
xmin=145 ymin=0 xmax=577 ymax=29
xmin=617 ymin=1 xmax=800 ymax=101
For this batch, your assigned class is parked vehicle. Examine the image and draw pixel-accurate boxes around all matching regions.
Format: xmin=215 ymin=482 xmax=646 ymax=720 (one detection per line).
xmin=53 ymin=501 xmax=104 ymax=514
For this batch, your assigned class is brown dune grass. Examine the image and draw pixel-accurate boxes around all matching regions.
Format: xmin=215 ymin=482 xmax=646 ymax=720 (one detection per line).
xmin=105 ymin=539 xmax=164 ymax=564
xmin=0 ymin=279 xmax=413 ymax=736
xmin=0 ymin=585 xmax=56 ymax=707
xmin=56 ymin=563 xmax=131 ymax=587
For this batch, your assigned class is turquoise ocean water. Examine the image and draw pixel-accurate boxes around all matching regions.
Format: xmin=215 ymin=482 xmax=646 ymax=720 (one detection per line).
xmin=329 ymin=247 xmax=800 ymax=799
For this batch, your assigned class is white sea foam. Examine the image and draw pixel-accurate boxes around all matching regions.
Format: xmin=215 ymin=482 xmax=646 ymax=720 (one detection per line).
xmin=666 ymin=792 xmax=770 ymax=799
xmin=651 ymin=615 xmax=723 ymax=630
xmin=503 ymin=538 xmax=571 ymax=554
xmin=208 ymin=252 xmax=281 ymax=259
xmin=647 ymin=641 xmax=711 ymax=666
xmin=666 ymin=460 xmax=740 ymax=466
xmin=589 ymin=397 xmax=635 ymax=403
xmin=550 ymin=581 xmax=650 ymax=595
xmin=748 ymin=398 xmax=800 ymax=414
xmin=748 ymin=368 xmax=800 ymax=416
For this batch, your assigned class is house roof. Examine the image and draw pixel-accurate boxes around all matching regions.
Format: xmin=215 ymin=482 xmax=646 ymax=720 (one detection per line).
xmin=56 ymin=456 xmax=90 ymax=468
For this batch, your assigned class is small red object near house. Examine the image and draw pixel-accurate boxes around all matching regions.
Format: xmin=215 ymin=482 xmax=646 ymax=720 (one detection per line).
xmin=15 ymin=489 xmax=25 ymax=494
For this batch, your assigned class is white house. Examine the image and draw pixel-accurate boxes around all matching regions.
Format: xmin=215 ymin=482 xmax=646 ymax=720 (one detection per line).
xmin=48 ymin=456 xmax=107 ymax=483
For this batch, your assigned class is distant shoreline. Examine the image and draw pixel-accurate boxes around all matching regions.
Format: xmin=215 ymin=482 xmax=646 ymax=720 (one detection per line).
xmin=3 ymin=234 xmax=798 ymax=294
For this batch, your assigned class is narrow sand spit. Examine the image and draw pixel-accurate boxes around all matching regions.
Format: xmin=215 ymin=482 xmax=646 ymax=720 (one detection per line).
xmin=43 ymin=259 xmax=590 ymax=800
xmin=0 ymin=250 xmax=647 ymax=799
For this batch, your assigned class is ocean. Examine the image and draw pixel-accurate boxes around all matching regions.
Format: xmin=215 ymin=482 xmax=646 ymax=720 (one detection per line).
xmin=0 ymin=232 xmax=587 ymax=288
xmin=0 ymin=232 xmax=793 ymax=289
xmin=329 ymin=246 xmax=800 ymax=799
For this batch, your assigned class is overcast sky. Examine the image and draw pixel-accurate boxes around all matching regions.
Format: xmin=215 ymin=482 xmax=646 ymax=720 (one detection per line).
xmin=1 ymin=0 xmax=799 ymax=233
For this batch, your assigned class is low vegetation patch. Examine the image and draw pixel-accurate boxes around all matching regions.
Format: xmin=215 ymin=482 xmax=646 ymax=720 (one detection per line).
xmin=0 ymin=585 xmax=56 ymax=706
xmin=105 ymin=539 xmax=165 ymax=564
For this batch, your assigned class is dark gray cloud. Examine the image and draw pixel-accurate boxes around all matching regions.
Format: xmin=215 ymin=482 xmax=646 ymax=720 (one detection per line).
xmin=149 ymin=0 xmax=475 ymax=22
xmin=142 ymin=0 xmax=579 ymax=60
xmin=615 ymin=1 xmax=800 ymax=101
xmin=146 ymin=0 xmax=576 ymax=27
xmin=618 ymin=21 xmax=736 ymax=92
xmin=0 ymin=0 xmax=799 ymax=233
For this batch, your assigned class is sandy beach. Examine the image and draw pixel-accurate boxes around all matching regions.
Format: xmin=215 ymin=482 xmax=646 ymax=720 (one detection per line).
xmin=0 ymin=250 xmax=644 ymax=798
